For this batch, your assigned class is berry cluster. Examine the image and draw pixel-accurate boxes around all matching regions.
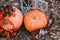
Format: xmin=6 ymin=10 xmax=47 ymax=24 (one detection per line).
xmin=0 ymin=4 xmax=16 ymax=39
xmin=0 ymin=4 xmax=13 ymax=17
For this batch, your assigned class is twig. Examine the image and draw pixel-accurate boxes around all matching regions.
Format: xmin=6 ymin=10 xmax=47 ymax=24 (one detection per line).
xmin=31 ymin=29 xmax=40 ymax=40
xmin=53 ymin=12 xmax=60 ymax=18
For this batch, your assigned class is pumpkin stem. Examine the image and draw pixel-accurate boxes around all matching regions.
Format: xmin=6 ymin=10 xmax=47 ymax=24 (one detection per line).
xmin=33 ymin=14 xmax=36 ymax=19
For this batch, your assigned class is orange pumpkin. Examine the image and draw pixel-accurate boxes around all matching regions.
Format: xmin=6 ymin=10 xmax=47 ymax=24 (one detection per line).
xmin=24 ymin=10 xmax=47 ymax=32
xmin=2 ymin=6 xmax=23 ymax=31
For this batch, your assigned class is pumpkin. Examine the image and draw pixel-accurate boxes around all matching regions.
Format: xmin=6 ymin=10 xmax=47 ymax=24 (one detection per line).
xmin=2 ymin=6 xmax=23 ymax=32
xmin=0 ymin=4 xmax=23 ymax=38
xmin=24 ymin=10 xmax=47 ymax=32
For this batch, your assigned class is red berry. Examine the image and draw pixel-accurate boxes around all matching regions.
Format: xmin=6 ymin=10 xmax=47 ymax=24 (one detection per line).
xmin=6 ymin=32 xmax=10 ymax=39
xmin=0 ymin=10 xmax=5 ymax=16
xmin=5 ymin=8 xmax=9 ymax=12
xmin=5 ymin=5 xmax=10 ymax=12
xmin=0 ymin=29 xmax=4 ymax=33
xmin=12 ymin=32 xmax=17 ymax=37
xmin=0 ymin=12 xmax=3 ymax=16
xmin=12 ymin=14 xmax=16 ymax=17
xmin=0 ymin=22 xmax=2 ymax=27
xmin=6 ymin=5 xmax=10 ymax=9
xmin=9 ymin=30 xmax=13 ymax=33
xmin=13 ymin=8 xmax=16 ymax=12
